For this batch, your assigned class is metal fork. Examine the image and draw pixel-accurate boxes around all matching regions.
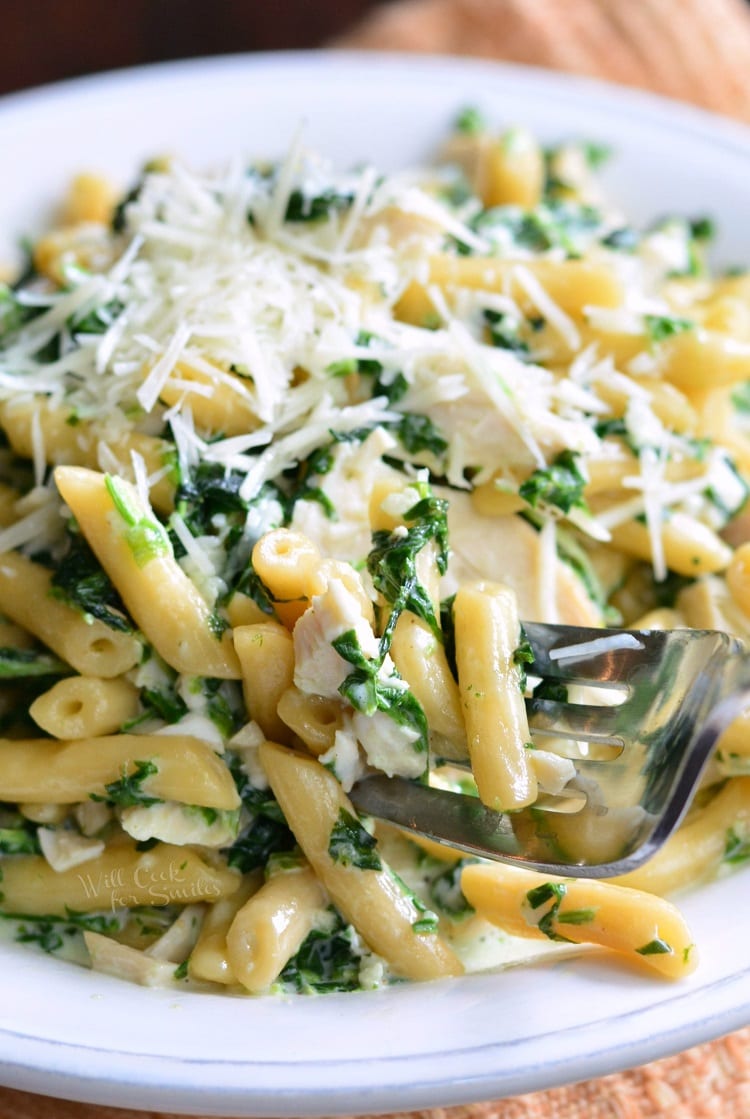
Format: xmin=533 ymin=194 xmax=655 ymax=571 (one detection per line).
xmin=350 ymin=624 xmax=750 ymax=878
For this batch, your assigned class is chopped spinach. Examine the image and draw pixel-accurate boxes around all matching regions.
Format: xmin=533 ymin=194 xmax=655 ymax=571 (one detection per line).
xmin=0 ymin=820 xmax=40 ymax=855
xmin=483 ymin=309 xmax=531 ymax=358
xmin=283 ymin=443 xmax=337 ymax=520
xmin=732 ymin=381 xmax=750 ymax=413
xmin=328 ymin=808 xmax=382 ymax=871
xmin=174 ymin=461 xmax=248 ymax=538
xmin=0 ymin=647 xmax=69 ymax=679
xmin=0 ymin=284 xmax=46 ymax=341
xmin=600 ymin=227 xmax=639 ymax=252
xmin=223 ymin=757 xmax=295 ymax=873
xmin=519 ymin=450 xmax=587 ymax=515
xmin=285 ymin=188 xmax=354 ymax=223
xmin=3 ymin=908 xmax=120 ymax=955
xmin=724 ymin=826 xmax=750 ymax=866
xmin=473 ymin=200 xmax=603 ymax=257
xmin=512 ymin=627 xmax=535 ymax=692
xmin=644 ymin=314 xmax=694 ymax=344
xmin=105 ymin=474 xmax=171 ymax=567
xmin=525 ymin=881 xmax=573 ymax=942
xmin=333 ymin=629 xmax=429 ymax=755
xmin=280 ymin=910 xmax=365 ymax=993
xmin=91 ymin=760 xmax=162 ymax=808
xmin=231 ymin=563 xmax=277 ymax=617
xmin=68 ymin=298 xmax=124 ymax=338
xmin=367 ymin=484 xmax=449 ymax=652
xmin=635 ymin=937 xmax=672 ymax=956
xmin=393 ymin=413 xmax=449 ymax=461
xmin=50 ymin=530 xmax=132 ymax=632
xmin=557 ymin=907 xmax=596 ymax=926
xmin=429 ymin=860 xmax=475 ymax=920
xmin=454 ymin=106 xmax=486 ymax=136
xmin=533 ymin=678 xmax=569 ymax=703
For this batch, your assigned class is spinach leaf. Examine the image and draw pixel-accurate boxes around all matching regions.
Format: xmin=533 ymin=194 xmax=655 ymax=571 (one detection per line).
xmin=223 ymin=757 xmax=296 ymax=873
xmin=280 ymin=910 xmax=365 ymax=993
xmin=644 ymin=314 xmax=694 ymax=344
xmin=519 ymin=450 xmax=587 ymax=515
xmin=50 ymin=530 xmax=132 ymax=633
xmin=285 ymin=188 xmax=354 ymax=223
xmin=328 ymin=808 xmax=382 ymax=871
xmin=393 ymin=414 xmax=449 ymax=460
xmin=0 ymin=820 xmax=40 ymax=855
xmin=367 ymin=485 xmax=449 ymax=652
xmin=105 ymin=475 xmax=171 ymax=567
xmin=332 ymin=629 xmax=429 ymax=755
xmin=0 ymin=647 xmax=69 ymax=679
xmin=91 ymin=760 xmax=161 ymax=808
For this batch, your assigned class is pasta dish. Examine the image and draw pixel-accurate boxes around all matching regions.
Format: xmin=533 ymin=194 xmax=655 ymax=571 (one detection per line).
xmin=0 ymin=111 xmax=748 ymax=993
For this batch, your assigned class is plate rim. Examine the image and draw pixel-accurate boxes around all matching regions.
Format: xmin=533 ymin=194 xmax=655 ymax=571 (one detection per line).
xmin=1 ymin=48 xmax=750 ymax=1116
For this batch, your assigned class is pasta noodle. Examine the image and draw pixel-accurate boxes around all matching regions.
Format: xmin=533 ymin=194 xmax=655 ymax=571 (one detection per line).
xmin=0 ymin=112 xmax=748 ymax=996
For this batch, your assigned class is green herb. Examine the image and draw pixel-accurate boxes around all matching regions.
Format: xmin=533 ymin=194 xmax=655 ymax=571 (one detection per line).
xmin=525 ymin=881 xmax=573 ymax=942
xmin=132 ymin=681 xmax=188 ymax=726
xmin=557 ymin=907 xmax=596 ymax=926
xmin=519 ymin=450 xmax=587 ymax=515
xmin=284 ymin=443 xmax=337 ymax=520
xmin=0 ymin=647 xmax=69 ymax=679
xmin=513 ymin=627 xmax=535 ymax=692
xmin=0 ymin=283 xmax=46 ymax=341
xmin=690 ymin=216 xmax=715 ymax=241
xmin=328 ymin=808 xmax=382 ymax=871
xmin=202 ymin=677 xmax=243 ymax=738
xmin=224 ymin=757 xmax=296 ymax=872
xmin=483 ymin=309 xmax=531 ymax=358
xmin=389 ymin=869 xmax=440 ymax=934
xmin=0 ymin=822 xmax=40 ymax=855
xmin=636 ymin=937 xmax=672 ymax=956
xmin=533 ymin=678 xmax=569 ymax=703
xmin=732 ymin=381 xmax=750 ymax=413
xmin=174 ymin=461 xmax=249 ymax=536
xmin=232 ymin=561 xmax=277 ymax=619
xmin=91 ymin=759 xmax=161 ymax=808
xmin=367 ymin=484 xmax=449 ymax=653
xmin=333 ymin=629 xmax=429 ymax=755
xmin=68 ymin=298 xmax=124 ymax=337
xmin=724 ymin=826 xmax=750 ymax=865
xmin=580 ymin=141 xmax=612 ymax=168
xmin=393 ymin=413 xmax=449 ymax=460
xmin=50 ymin=531 xmax=132 ymax=632
xmin=112 ymin=179 xmax=145 ymax=234
xmin=475 ymin=201 xmax=603 ymax=257
xmin=285 ymin=188 xmax=354 ymax=223
xmin=173 ymin=959 xmax=189 ymax=980
xmin=429 ymin=861 xmax=475 ymax=920
xmin=644 ymin=314 xmax=694 ymax=344
xmin=280 ymin=910 xmax=364 ymax=993
xmin=105 ymin=475 xmax=171 ymax=567
xmin=601 ymin=227 xmax=639 ymax=252
xmin=454 ymin=106 xmax=486 ymax=135
xmin=4 ymin=908 xmax=120 ymax=955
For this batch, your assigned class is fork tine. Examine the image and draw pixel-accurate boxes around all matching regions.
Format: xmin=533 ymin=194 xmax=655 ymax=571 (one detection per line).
xmin=526 ymin=698 xmax=624 ymax=745
xmin=522 ymin=620 xmax=653 ymax=686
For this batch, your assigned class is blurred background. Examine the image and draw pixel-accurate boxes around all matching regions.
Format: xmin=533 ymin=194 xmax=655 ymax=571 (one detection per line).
xmin=1 ymin=1 xmax=385 ymax=96
xmin=3 ymin=0 xmax=750 ymax=121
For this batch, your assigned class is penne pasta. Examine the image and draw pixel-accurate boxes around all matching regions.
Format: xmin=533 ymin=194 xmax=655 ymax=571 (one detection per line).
xmin=0 ymin=115 xmax=748 ymax=1000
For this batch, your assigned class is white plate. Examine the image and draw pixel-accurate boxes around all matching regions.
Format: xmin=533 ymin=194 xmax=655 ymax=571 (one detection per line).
xmin=1 ymin=51 xmax=750 ymax=1117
